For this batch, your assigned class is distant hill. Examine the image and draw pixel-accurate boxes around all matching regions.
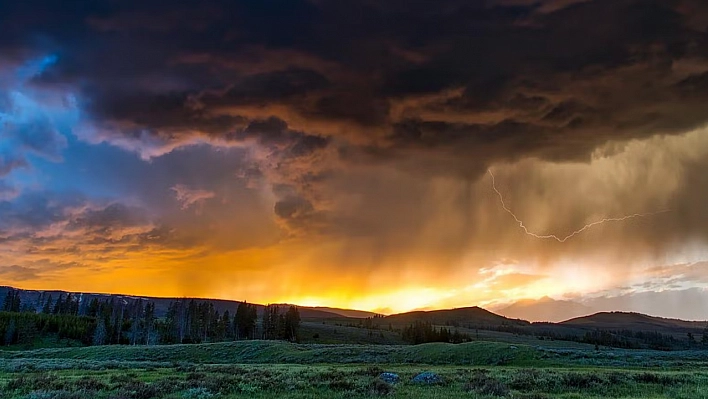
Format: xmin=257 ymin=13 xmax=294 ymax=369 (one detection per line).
xmin=497 ymin=288 xmax=708 ymax=322
xmin=561 ymin=311 xmax=707 ymax=334
xmin=306 ymin=306 xmax=378 ymax=318
xmin=3 ymin=285 xmax=707 ymax=350
xmin=585 ymin=288 xmax=708 ymax=321
xmin=383 ymin=306 xmax=530 ymax=328
xmin=0 ymin=286 xmax=354 ymax=319
xmin=496 ymin=296 xmax=593 ymax=322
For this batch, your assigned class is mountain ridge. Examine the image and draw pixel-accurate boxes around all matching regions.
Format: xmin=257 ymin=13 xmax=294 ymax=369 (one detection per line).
xmin=3 ymin=285 xmax=707 ymax=332
xmin=0 ymin=286 xmax=371 ymax=319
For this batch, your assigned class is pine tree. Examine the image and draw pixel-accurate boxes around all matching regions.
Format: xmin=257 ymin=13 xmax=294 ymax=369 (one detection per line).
xmin=2 ymin=289 xmax=21 ymax=312
xmin=222 ymin=310 xmax=233 ymax=340
xmin=93 ymin=318 xmax=107 ymax=346
xmin=53 ymin=294 xmax=64 ymax=314
xmin=129 ymin=301 xmax=144 ymax=345
xmin=236 ymin=302 xmax=258 ymax=339
xmin=144 ymin=302 xmax=155 ymax=345
xmin=4 ymin=318 xmax=16 ymax=345
xmin=164 ymin=301 xmax=181 ymax=344
xmin=42 ymin=295 xmax=53 ymax=314
xmin=261 ymin=305 xmax=280 ymax=340
xmin=283 ymin=306 xmax=301 ymax=342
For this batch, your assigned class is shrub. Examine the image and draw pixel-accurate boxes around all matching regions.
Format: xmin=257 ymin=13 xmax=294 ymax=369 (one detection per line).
xmin=235 ymin=382 xmax=259 ymax=394
xmin=7 ymin=375 xmax=67 ymax=393
xmin=606 ymin=372 xmax=627 ymax=385
xmin=113 ymin=381 xmax=158 ymax=399
xmin=633 ymin=372 xmax=684 ymax=386
xmin=23 ymin=390 xmax=83 ymax=399
xmin=173 ymin=363 xmax=197 ymax=373
xmin=109 ymin=374 xmax=137 ymax=385
xmin=515 ymin=394 xmax=551 ymax=399
xmin=182 ymin=387 xmax=214 ymax=399
xmin=369 ymin=378 xmax=394 ymax=396
xmin=360 ymin=366 xmax=385 ymax=377
xmin=186 ymin=373 xmax=240 ymax=394
xmin=186 ymin=372 xmax=207 ymax=381
xmin=464 ymin=372 xmax=510 ymax=397
xmin=328 ymin=377 xmax=357 ymax=391
xmin=206 ymin=365 xmax=246 ymax=375
xmin=509 ymin=369 xmax=542 ymax=390
xmin=562 ymin=372 xmax=603 ymax=389
xmin=73 ymin=377 xmax=108 ymax=391
xmin=151 ymin=378 xmax=185 ymax=396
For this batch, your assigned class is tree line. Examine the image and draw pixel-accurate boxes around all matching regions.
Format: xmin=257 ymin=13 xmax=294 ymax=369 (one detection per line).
xmin=1 ymin=289 xmax=300 ymax=347
xmin=401 ymin=321 xmax=471 ymax=344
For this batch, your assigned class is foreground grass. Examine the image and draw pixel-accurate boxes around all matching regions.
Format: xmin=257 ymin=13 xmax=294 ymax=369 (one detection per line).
xmin=3 ymin=341 xmax=708 ymax=398
xmin=1 ymin=363 xmax=707 ymax=399
xmin=4 ymin=340 xmax=708 ymax=369
xmin=0 ymin=341 xmax=538 ymax=367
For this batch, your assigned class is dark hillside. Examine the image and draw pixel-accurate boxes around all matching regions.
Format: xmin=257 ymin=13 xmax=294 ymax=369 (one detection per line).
xmin=383 ymin=306 xmax=529 ymax=329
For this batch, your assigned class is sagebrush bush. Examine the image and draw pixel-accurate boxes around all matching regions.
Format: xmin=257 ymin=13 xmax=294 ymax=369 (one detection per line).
xmin=633 ymin=372 xmax=685 ymax=386
xmin=113 ymin=380 xmax=158 ymax=399
xmin=561 ymin=372 xmax=603 ymax=389
xmin=369 ymin=378 xmax=394 ymax=396
xmin=109 ymin=373 xmax=137 ymax=385
xmin=328 ymin=377 xmax=357 ymax=391
xmin=23 ymin=390 xmax=83 ymax=399
xmin=515 ymin=393 xmax=552 ymax=399
xmin=73 ymin=376 xmax=108 ymax=391
xmin=182 ymin=387 xmax=214 ymax=399
xmin=7 ymin=374 xmax=67 ymax=393
xmin=360 ymin=366 xmax=385 ymax=377
xmin=464 ymin=371 xmax=510 ymax=397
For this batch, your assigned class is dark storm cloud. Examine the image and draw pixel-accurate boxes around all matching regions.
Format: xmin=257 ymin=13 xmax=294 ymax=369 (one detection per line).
xmin=226 ymin=117 xmax=330 ymax=155
xmin=3 ymin=0 xmax=708 ymax=236
xmin=274 ymin=195 xmax=315 ymax=221
xmin=65 ymin=203 xmax=151 ymax=237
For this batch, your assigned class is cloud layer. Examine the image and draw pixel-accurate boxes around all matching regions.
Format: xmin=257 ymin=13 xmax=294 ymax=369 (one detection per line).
xmin=1 ymin=0 xmax=708 ymax=315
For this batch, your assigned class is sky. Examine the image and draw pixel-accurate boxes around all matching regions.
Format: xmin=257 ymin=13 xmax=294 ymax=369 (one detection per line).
xmin=2 ymin=0 xmax=708 ymax=318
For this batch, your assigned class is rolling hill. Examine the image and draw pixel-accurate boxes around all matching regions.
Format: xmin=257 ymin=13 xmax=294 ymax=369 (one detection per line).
xmin=561 ymin=311 xmax=707 ymax=335
xmin=382 ymin=306 xmax=530 ymax=328
xmin=3 ymin=285 xmax=707 ymax=349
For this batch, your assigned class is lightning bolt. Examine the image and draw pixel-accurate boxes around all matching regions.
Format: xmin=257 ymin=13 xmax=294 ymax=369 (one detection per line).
xmin=488 ymin=169 xmax=669 ymax=243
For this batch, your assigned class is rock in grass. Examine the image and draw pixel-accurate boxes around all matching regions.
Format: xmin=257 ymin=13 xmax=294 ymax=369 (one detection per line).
xmin=411 ymin=371 xmax=443 ymax=385
xmin=378 ymin=372 xmax=400 ymax=384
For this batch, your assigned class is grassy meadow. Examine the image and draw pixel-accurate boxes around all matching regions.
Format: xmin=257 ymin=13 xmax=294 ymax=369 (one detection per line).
xmin=2 ymin=341 xmax=708 ymax=398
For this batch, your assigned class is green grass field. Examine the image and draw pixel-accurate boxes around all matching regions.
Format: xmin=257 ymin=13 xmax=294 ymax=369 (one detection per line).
xmin=2 ymin=341 xmax=708 ymax=398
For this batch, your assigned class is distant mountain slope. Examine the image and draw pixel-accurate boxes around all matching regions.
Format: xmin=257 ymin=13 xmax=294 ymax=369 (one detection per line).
xmin=557 ymin=312 xmax=706 ymax=339
xmin=306 ymin=307 xmax=378 ymax=318
xmin=384 ymin=306 xmax=530 ymax=327
xmin=586 ymin=288 xmax=708 ymax=321
xmin=496 ymin=296 xmax=593 ymax=322
xmin=497 ymin=288 xmax=708 ymax=322
xmin=4 ymin=285 xmax=707 ymax=345
xmin=561 ymin=311 xmax=707 ymax=334
xmin=0 ymin=286 xmax=354 ymax=319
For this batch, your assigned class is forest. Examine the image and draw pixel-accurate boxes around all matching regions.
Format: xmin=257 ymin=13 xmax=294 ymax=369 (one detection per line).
xmin=0 ymin=289 xmax=301 ymax=347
